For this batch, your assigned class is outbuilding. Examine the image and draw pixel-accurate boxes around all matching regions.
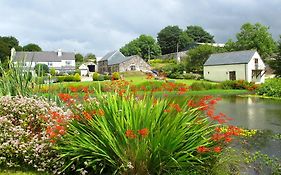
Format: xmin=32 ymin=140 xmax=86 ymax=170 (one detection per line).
xmin=203 ymin=50 xmax=266 ymax=83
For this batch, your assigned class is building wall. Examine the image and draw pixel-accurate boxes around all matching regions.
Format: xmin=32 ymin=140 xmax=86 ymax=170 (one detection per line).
xmin=247 ymin=52 xmax=266 ymax=83
xmin=19 ymin=60 xmax=75 ymax=72
xmin=98 ymin=60 xmax=108 ymax=73
xmin=119 ymin=56 xmax=151 ymax=72
xmin=204 ymin=64 xmax=246 ymax=82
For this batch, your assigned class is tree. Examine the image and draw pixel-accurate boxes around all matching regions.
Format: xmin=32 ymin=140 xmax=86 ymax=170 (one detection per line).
xmin=120 ymin=34 xmax=161 ymax=60
xmin=34 ymin=64 xmax=49 ymax=76
xmin=75 ymin=53 xmax=84 ymax=62
xmin=226 ymin=23 xmax=277 ymax=59
xmin=84 ymin=53 xmax=96 ymax=62
xmin=157 ymin=26 xmax=193 ymax=55
xmin=0 ymin=36 xmax=20 ymax=64
xmin=185 ymin=45 xmax=225 ymax=73
xmin=185 ymin=25 xmax=215 ymax=43
xmin=23 ymin=43 xmax=42 ymax=52
xmin=270 ymin=36 xmax=281 ymax=77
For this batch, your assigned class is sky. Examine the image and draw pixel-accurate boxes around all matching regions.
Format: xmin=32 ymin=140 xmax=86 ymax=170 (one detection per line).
xmin=0 ymin=0 xmax=280 ymax=56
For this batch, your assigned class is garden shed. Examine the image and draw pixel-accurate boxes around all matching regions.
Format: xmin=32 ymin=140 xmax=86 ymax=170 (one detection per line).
xmin=203 ymin=50 xmax=266 ymax=83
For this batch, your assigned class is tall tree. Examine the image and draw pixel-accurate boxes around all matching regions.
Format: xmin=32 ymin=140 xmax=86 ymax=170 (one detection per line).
xmin=270 ymin=36 xmax=281 ymax=77
xmin=0 ymin=36 xmax=20 ymax=63
xmin=226 ymin=23 xmax=277 ymax=59
xmin=23 ymin=43 xmax=42 ymax=52
xmin=185 ymin=45 xmax=225 ymax=73
xmin=75 ymin=53 xmax=84 ymax=62
xmin=120 ymin=34 xmax=161 ymax=60
xmin=157 ymin=26 xmax=193 ymax=55
xmin=84 ymin=53 xmax=96 ymax=62
xmin=185 ymin=25 xmax=215 ymax=43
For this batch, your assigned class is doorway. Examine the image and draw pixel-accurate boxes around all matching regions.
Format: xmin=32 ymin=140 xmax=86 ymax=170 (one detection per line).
xmin=229 ymin=71 xmax=236 ymax=80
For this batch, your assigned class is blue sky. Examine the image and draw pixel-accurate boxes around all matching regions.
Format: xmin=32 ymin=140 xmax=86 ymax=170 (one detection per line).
xmin=0 ymin=0 xmax=280 ymax=56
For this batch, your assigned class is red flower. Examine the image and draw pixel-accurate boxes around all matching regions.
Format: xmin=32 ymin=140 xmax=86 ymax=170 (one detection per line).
xmin=225 ymin=137 xmax=232 ymax=143
xmin=83 ymin=111 xmax=92 ymax=120
xmin=125 ymin=130 xmax=137 ymax=139
xmin=98 ymin=109 xmax=105 ymax=116
xmin=197 ymin=146 xmax=209 ymax=153
xmin=138 ymin=128 xmax=149 ymax=137
xmin=213 ymin=146 xmax=222 ymax=153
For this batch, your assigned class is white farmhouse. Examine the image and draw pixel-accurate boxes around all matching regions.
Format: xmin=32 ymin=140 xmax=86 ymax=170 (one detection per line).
xmin=11 ymin=48 xmax=75 ymax=73
xmin=203 ymin=50 xmax=266 ymax=83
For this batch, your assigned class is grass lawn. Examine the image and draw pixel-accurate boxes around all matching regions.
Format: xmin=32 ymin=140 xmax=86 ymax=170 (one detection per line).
xmin=0 ymin=170 xmax=48 ymax=175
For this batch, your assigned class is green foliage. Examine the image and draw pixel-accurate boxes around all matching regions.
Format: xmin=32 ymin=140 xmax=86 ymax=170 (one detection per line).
xmin=112 ymin=72 xmax=120 ymax=80
xmin=225 ymin=23 xmax=277 ymax=59
xmin=57 ymin=92 xmax=218 ymax=174
xmin=56 ymin=75 xmax=81 ymax=82
xmin=22 ymin=43 xmax=42 ymax=52
xmin=34 ymin=64 xmax=49 ymax=76
xmin=75 ymin=53 xmax=84 ymax=62
xmin=185 ymin=25 xmax=215 ymax=43
xmin=157 ymin=25 xmax=193 ymax=54
xmin=120 ymin=34 xmax=161 ymax=60
xmin=0 ymin=62 xmax=34 ymax=96
xmin=0 ymin=36 xmax=19 ymax=64
xmin=190 ymin=82 xmax=218 ymax=91
xmin=84 ymin=53 xmax=96 ymax=62
xmin=92 ymin=72 xmax=100 ymax=81
xmin=50 ymin=68 xmax=56 ymax=76
xmin=185 ymin=45 xmax=225 ymax=73
xmin=220 ymin=80 xmax=258 ymax=91
xmin=256 ymin=78 xmax=281 ymax=97
xmin=269 ymin=36 xmax=281 ymax=77
xmin=148 ymin=58 xmax=175 ymax=64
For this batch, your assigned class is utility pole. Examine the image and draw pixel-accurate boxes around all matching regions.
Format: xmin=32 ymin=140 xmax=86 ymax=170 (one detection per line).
xmin=148 ymin=45 xmax=151 ymax=61
xmin=176 ymin=42 xmax=180 ymax=63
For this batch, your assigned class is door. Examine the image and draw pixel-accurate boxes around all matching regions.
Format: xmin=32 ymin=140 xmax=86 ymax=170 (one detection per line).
xmin=229 ymin=71 xmax=236 ymax=80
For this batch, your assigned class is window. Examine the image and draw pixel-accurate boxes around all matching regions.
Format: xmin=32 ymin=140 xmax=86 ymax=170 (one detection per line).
xmin=255 ymin=58 xmax=258 ymax=64
xmin=65 ymin=61 xmax=71 ymax=65
xmin=130 ymin=65 xmax=136 ymax=71
xmin=48 ymin=62 xmax=53 ymax=66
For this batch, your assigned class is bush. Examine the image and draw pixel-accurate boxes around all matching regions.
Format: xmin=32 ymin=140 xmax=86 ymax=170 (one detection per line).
xmin=50 ymin=68 xmax=56 ymax=76
xmin=34 ymin=64 xmax=49 ymax=76
xmin=112 ymin=72 xmax=120 ymax=80
xmin=56 ymin=91 xmax=232 ymax=174
xmin=56 ymin=75 xmax=81 ymax=82
xmin=92 ymin=72 xmax=100 ymax=81
xmin=190 ymin=82 xmax=219 ymax=91
xmin=183 ymin=73 xmax=202 ymax=80
xmin=220 ymin=80 xmax=258 ymax=91
xmin=0 ymin=96 xmax=68 ymax=173
xmin=257 ymin=78 xmax=281 ymax=97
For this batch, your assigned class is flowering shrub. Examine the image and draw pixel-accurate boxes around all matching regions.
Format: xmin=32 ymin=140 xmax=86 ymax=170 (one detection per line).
xmin=0 ymin=96 xmax=71 ymax=174
xmin=220 ymin=80 xmax=259 ymax=91
xmin=256 ymin=78 xmax=281 ymax=97
xmin=55 ymin=84 xmax=241 ymax=174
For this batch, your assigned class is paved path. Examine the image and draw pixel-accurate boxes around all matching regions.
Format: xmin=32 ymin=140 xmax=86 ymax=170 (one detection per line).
xmin=81 ymin=76 xmax=92 ymax=82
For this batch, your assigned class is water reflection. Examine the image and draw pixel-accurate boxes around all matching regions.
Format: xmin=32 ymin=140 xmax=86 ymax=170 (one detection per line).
xmin=215 ymin=96 xmax=281 ymax=133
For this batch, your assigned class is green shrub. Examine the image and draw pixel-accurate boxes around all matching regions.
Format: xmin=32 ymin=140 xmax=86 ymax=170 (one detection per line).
xmin=56 ymin=92 xmax=222 ymax=174
xmin=112 ymin=72 xmax=120 ymax=80
xmin=257 ymin=78 xmax=281 ymax=97
xmin=92 ymin=72 xmax=100 ymax=81
xmin=74 ymin=73 xmax=81 ymax=81
xmin=183 ymin=73 xmax=202 ymax=80
xmin=50 ymin=68 xmax=56 ymax=76
xmin=104 ymin=74 xmax=110 ymax=80
xmin=220 ymin=80 xmax=258 ymax=91
xmin=34 ymin=64 xmax=49 ymax=76
xmin=190 ymin=82 xmax=219 ymax=91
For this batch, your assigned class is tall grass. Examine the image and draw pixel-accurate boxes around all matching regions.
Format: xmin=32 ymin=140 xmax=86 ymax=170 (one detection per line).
xmin=0 ymin=61 xmax=34 ymax=96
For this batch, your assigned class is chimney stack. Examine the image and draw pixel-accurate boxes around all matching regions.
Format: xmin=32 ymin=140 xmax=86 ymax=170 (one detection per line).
xmin=57 ymin=49 xmax=62 ymax=57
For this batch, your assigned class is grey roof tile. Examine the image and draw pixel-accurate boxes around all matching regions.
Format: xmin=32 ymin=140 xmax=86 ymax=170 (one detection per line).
xmin=99 ymin=50 xmax=129 ymax=65
xmin=204 ymin=50 xmax=257 ymax=66
xmin=13 ymin=51 xmax=75 ymax=62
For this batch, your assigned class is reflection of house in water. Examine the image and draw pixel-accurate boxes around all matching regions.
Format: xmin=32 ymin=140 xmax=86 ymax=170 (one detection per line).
xmin=245 ymin=97 xmax=266 ymax=130
xmin=79 ymin=62 xmax=97 ymax=76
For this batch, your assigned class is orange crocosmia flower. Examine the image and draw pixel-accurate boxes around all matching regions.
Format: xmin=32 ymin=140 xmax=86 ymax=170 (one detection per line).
xmin=138 ymin=128 xmax=149 ymax=137
xmin=197 ymin=146 xmax=209 ymax=153
xmin=83 ymin=111 xmax=92 ymax=120
xmin=213 ymin=146 xmax=222 ymax=153
xmin=225 ymin=137 xmax=232 ymax=143
xmin=215 ymin=127 xmax=222 ymax=133
xmin=125 ymin=130 xmax=137 ymax=139
xmin=98 ymin=109 xmax=105 ymax=116
xmin=164 ymin=109 xmax=170 ymax=113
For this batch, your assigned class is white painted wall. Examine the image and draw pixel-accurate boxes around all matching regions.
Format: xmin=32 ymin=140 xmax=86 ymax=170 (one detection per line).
xmin=247 ymin=52 xmax=266 ymax=83
xmin=204 ymin=64 xmax=247 ymax=82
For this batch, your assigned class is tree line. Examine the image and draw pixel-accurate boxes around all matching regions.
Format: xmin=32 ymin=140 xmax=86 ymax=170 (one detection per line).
xmin=120 ymin=22 xmax=281 ymax=76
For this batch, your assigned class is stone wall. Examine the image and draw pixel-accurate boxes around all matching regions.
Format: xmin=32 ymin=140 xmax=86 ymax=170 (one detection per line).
xmin=119 ymin=55 xmax=151 ymax=72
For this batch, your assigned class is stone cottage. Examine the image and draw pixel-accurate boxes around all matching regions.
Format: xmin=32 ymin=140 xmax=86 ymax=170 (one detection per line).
xmin=98 ymin=50 xmax=151 ymax=74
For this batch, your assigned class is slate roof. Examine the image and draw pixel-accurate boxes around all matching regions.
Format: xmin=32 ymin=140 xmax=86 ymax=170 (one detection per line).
xmin=13 ymin=51 xmax=75 ymax=62
xmin=204 ymin=50 xmax=257 ymax=66
xmin=99 ymin=50 xmax=130 ymax=65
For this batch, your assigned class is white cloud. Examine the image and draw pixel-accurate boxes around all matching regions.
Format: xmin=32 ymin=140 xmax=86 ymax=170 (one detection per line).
xmin=0 ymin=0 xmax=280 ymax=56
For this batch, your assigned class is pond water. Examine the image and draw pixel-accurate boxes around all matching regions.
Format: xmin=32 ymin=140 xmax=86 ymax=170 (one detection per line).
xmin=215 ymin=96 xmax=281 ymax=164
